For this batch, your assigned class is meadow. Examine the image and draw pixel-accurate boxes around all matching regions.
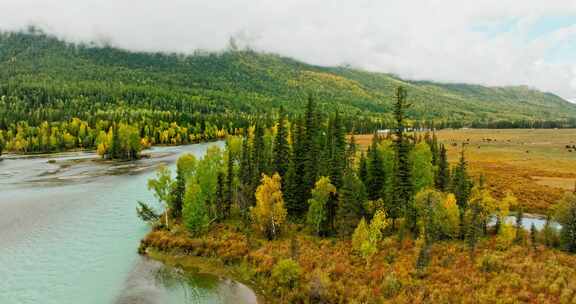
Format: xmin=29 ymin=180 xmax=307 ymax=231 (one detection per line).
xmin=357 ymin=129 xmax=576 ymax=213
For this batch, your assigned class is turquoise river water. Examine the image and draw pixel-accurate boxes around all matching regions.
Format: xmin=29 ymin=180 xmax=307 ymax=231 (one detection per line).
xmin=0 ymin=142 xmax=258 ymax=304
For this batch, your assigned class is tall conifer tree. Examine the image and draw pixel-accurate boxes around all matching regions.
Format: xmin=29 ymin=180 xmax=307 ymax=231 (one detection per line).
xmin=392 ymin=87 xmax=415 ymax=232
xmin=435 ymin=144 xmax=450 ymax=191
xmin=273 ymin=107 xmax=290 ymax=179
xmin=366 ymin=134 xmax=385 ymax=201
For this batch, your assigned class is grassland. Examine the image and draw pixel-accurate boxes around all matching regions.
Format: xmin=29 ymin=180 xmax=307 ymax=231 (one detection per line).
xmin=356 ymin=129 xmax=576 ymax=213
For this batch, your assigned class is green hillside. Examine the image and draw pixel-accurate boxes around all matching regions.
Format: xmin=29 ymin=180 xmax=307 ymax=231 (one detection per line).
xmin=1 ymin=28 xmax=576 ymax=128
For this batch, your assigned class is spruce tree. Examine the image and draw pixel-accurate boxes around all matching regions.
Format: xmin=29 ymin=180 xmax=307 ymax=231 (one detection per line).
xmin=392 ymin=87 xmax=415 ymax=232
xmin=337 ymin=171 xmax=367 ymax=236
xmin=302 ymin=95 xmax=320 ymax=197
xmin=358 ymin=152 xmax=368 ymax=186
xmin=110 ymin=123 xmax=121 ymax=159
xmin=515 ymin=208 xmax=525 ymax=244
xmin=530 ymin=223 xmax=538 ymax=251
xmin=239 ymin=133 xmax=254 ymax=213
xmin=273 ymin=107 xmax=290 ymax=179
xmin=252 ymin=124 xmax=266 ymax=185
xmin=466 ymin=200 xmax=482 ymax=257
xmin=329 ymin=111 xmax=347 ymax=190
xmin=452 ymin=149 xmax=472 ymax=211
xmin=346 ymin=133 xmax=357 ymax=169
xmin=429 ymin=132 xmax=439 ymax=166
xmin=240 ymin=133 xmax=252 ymax=187
xmin=366 ymin=135 xmax=385 ymax=201
xmin=284 ymin=119 xmax=307 ymax=219
xmin=435 ymin=144 xmax=450 ymax=191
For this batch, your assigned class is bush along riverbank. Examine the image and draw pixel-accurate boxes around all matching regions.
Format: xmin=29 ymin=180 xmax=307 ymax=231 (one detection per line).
xmin=137 ymin=88 xmax=576 ymax=303
xmin=139 ymin=220 xmax=576 ymax=303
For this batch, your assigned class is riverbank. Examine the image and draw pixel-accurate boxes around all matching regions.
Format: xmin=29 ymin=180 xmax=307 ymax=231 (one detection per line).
xmin=139 ymin=221 xmax=576 ymax=303
xmin=0 ymin=141 xmax=240 ymax=304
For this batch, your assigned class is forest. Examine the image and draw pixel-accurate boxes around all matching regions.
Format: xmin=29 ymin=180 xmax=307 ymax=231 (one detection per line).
xmin=138 ymin=87 xmax=576 ymax=303
xmin=2 ymin=28 xmax=576 ymax=157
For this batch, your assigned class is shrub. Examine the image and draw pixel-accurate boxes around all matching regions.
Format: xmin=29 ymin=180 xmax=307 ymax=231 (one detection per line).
xmin=271 ymin=258 xmax=302 ymax=289
xmin=381 ymin=274 xmax=402 ymax=298
xmin=478 ymin=253 xmax=504 ymax=273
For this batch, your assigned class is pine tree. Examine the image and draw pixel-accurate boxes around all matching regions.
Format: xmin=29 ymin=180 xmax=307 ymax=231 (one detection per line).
xmin=239 ymin=133 xmax=254 ymax=215
xmin=329 ymin=111 xmax=346 ymax=190
xmin=240 ymin=133 xmax=252 ymax=187
xmin=358 ymin=152 xmax=368 ymax=186
xmin=252 ymin=124 xmax=266 ymax=185
xmin=284 ymin=119 xmax=307 ymax=219
xmin=284 ymin=159 xmax=301 ymax=219
xmin=392 ymin=87 xmax=415 ymax=232
xmin=110 ymin=123 xmax=121 ymax=159
xmin=337 ymin=171 xmax=367 ymax=236
xmin=366 ymin=135 xmax=385 ymax=201
xmin=429 ymin=132 xmax=439 ymax=166
xmin=302 ymin=95 xmax=320 ymax=197
xmin=273 ymin=107 xmax=290 ymax=179
xmin=530 ymin=223 xmax=538 ymax=251
xmin=466 ymin=200 xmax=482 ymax=257
xmin=346 ymin=133 xmax=357 ymax=169
xmin=452 ymin=149 xmax=472 ymax=211
xmin=173 ymin=154 xmax=197 ymax=218
xmin=514 ymin=208 xmax=525 ymax=245
xmin=435 ymin=144 xmax=450 ymax=191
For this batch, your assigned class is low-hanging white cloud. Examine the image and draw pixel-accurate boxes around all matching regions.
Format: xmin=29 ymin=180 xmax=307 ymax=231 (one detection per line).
xmin=1 ymin=0 xmax=576 ymax=101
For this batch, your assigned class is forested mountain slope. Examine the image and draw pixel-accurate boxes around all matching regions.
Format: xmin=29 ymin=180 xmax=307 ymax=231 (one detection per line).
xmin=1 ymin=28 xmax=576 ymax=128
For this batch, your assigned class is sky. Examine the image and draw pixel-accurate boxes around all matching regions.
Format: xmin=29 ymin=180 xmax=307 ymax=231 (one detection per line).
xmin=1 ymin=0 xmax=576 ymax=101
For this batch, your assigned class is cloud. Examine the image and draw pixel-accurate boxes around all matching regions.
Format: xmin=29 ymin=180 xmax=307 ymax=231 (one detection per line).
xmin=1 ymin=0 xmax=576 ymax=100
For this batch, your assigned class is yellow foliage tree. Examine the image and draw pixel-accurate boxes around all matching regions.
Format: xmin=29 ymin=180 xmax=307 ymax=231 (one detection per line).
xmin=251 ymin=173 xmax=287 ymax=240
xmin=443 ymin=193 xmax=460 ymax=239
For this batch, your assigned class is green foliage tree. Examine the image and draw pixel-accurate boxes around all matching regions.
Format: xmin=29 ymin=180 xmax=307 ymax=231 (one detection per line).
xmin=410 ymin=142 xmax=434 ymax=193
xmin=352 ymin=210 xmax=390 ymax=263
xmin=183 ymin=180 xmax=209 ymax=234
xmin=147 ymin=165 xmax=175 ymax=227
xmin=225 ymin=150 xmax=235 ymax=218
xmin=215 ymin=171 xmax=226 ymax=221
xmin=306 ymin=177 xmax=337 ymax=236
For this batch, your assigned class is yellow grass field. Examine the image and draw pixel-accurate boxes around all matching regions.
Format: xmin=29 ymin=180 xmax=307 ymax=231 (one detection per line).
xmin=355 ymin=129 xmax=576 ymax=213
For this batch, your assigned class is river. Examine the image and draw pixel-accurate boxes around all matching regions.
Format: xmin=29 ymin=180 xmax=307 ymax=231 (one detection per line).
xmin=0 ymin=142 xmax=258 ymax=304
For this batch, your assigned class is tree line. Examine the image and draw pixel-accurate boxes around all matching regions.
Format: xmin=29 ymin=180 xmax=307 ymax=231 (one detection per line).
xmin=140 ymin=87 xmax=576 ymax=272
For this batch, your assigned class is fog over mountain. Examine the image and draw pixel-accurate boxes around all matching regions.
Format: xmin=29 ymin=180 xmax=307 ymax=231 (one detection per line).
xmin=2 ymin=0 xmax=576 ymax=101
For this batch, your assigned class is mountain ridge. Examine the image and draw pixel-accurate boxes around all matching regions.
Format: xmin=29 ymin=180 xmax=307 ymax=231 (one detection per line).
xmin=1 ymin=28 xmax=575 ymax=126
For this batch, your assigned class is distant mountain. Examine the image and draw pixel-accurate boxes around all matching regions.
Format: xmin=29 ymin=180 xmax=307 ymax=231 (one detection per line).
xmin=1 ymin=29 xmax=575 ymax=125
